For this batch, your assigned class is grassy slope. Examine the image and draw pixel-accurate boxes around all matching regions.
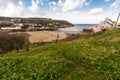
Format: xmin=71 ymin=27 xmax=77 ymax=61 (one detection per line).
xmin=0 ymin=30 xmax=120 ymax=80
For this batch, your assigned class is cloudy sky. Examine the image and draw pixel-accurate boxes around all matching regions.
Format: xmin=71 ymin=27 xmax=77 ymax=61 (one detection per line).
xmin=0 ymin=0 xmax=120 ymax=24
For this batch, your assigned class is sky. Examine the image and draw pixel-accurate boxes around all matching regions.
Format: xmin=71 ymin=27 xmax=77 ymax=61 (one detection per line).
xmin=0 ymin=0 xmax=120 ymax=24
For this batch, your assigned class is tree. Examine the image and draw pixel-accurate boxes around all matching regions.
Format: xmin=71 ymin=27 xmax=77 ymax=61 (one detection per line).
xmin=0 ymin=32 xmax=28 ymax=54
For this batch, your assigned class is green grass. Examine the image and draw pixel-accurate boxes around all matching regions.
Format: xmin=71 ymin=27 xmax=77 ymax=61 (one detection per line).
xmin=0 ymin=30 xmax=120 ymax=80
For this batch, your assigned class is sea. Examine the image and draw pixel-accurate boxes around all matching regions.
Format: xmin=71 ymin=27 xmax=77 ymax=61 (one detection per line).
xmin=59 ymin=24 xmax=95 ymax=32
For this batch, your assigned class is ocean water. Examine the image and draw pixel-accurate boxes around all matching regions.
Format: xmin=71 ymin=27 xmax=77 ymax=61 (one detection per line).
xmin=59 ymin=24 xmax=95 ymax=32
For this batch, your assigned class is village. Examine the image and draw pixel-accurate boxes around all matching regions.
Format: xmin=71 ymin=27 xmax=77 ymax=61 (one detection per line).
xmin=0 ymin=17 xmax=74 ymax=31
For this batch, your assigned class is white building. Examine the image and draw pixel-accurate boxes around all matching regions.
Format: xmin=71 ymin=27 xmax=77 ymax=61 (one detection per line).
xmin=1 ymin=26 xmax=21 ymax=30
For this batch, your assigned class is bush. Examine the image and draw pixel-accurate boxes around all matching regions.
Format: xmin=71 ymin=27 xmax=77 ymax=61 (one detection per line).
xmin=0 ymin=32 xmax=28 ymax=54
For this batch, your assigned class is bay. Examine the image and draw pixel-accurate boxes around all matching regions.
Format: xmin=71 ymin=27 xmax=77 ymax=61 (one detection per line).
xmin=59 ymin=24 xmax=95 ymax=32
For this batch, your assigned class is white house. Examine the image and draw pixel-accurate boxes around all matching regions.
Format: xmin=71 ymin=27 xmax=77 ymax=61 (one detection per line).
xmin=18 ymin=23 xmax=23 ymax=27
xmin=28 ymin=26 xmax=35 ymax=29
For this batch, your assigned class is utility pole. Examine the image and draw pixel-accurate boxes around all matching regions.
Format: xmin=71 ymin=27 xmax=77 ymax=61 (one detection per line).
xmin=115 ymin=12 xmax=120 ymax=28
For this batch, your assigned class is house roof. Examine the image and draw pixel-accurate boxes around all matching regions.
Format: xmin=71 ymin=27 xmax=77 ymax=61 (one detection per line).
xmin=100 ymin=17 xmax=114 ymax=25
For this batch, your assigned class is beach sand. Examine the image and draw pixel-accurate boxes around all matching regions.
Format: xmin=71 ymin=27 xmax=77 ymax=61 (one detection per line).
xmin=14 ymin=31 xmax=68 ymax=43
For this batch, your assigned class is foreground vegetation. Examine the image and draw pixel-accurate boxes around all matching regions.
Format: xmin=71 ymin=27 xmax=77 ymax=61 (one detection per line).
xmin=0 ymin=30 xmax=120 ymax=80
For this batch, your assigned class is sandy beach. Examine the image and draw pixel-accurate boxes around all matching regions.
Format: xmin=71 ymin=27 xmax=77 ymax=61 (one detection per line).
xmin=13 ymin=31 xmax=68 ymax=43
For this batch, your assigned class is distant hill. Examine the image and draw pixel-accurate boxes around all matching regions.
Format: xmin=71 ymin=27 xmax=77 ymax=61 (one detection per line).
xmin=0 ymin=17 xmax=74 ymax=29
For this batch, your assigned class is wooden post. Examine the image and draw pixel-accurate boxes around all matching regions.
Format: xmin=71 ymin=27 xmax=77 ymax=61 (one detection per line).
xmin=56 ymin=33 xmax=59 ymax=42
xmin=115 ymin=12 xmax=120 ymax=28
xmin=26 ymin=43 xmax=29 ymax=51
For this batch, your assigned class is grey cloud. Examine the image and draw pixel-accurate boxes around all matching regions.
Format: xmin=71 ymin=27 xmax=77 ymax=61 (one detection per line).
xmin=0 ymin=0 xmax=20 ymax=4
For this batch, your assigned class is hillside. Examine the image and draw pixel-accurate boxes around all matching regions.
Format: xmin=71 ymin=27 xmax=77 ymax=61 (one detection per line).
xmin=0 ymin=30 xmax=120 ymax=80
xmin=0 ymin=17 xmax=74 ymax=29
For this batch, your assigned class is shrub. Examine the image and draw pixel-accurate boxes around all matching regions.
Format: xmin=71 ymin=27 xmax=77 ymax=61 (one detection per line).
xmin=0 ymin=32 xmax=28 ymax=54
